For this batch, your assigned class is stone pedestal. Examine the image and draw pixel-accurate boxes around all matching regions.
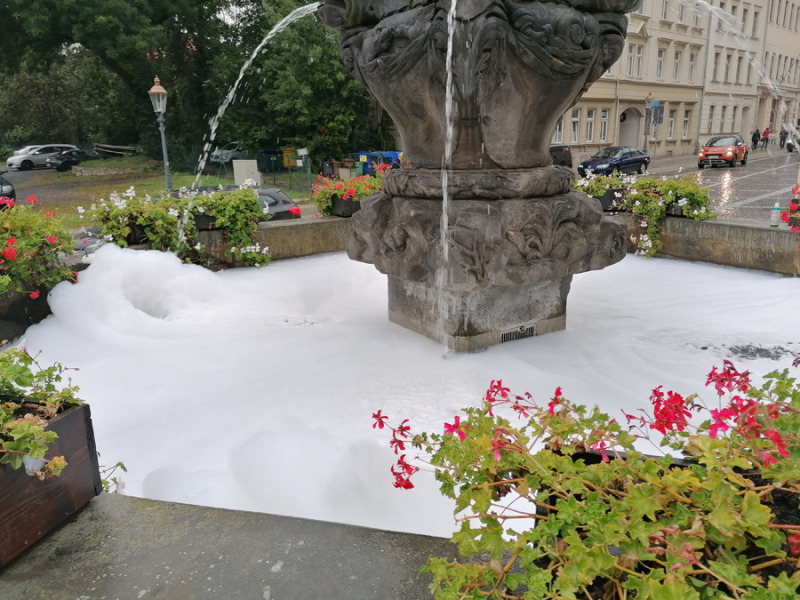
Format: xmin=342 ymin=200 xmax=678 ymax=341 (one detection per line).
xmin=388 ymin=275 xmax=571 ymax=351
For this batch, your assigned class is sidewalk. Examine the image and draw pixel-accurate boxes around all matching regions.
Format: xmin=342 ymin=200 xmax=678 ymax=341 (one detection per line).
xmin=0 ymin=494 xmax=464 ymax=600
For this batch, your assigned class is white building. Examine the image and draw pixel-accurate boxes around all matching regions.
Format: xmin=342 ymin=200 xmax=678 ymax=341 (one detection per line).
xmin=559 ymin=0 xmax=800 ymax=162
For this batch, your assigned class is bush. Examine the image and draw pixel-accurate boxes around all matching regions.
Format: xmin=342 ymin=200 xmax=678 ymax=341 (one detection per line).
xmin=375 ymin=361 xmax=800 ymax=599
xmin=0 ymin=196 xmax=76 ymax=298
xmin=309 ymin=163 xmax=391 ymax=215
xmin=92 ymin=185 xmax=271 ymax=267
xmin=574 ymin=174 xmax=715 ymax=256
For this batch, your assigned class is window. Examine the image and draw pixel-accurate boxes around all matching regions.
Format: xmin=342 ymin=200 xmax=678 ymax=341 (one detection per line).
xmin=736 ymin=56 xmax=743 ymax=83
xmin=694 ymin=2 xmax=702 ymax=26
xmin=720 ymin=106 xmax=727 ymax=131
xmin=718 ymin=2 xmax=726 ymax=30
xmin=662 ymin=0 xmax=671 ymax=19
xmin=724 ymin=54 xmax=732 ymax=82
xmin=689 ymin=52 xmax=697 ymax=81
xmin=707 ymin=105 xmax=715 ymax=133
xmin=712 ymin=52 xmax=720 ymax=81
xmin=747 ymin=60 xmax=752 ymax=84
xmin=668 ymin=110 xmax=676 ymax=138
xmin=586 ymin=109 xmax=595 ymax=142
xmin=742 ymin=8 xmax=748 ymax=30
xmin=752 ymin=11 xmax=759 ymax=36
xmin=628 ymin=44 xmax=643 ymax=77
xmin=678 ymin=2 xmax=685 ymax=22
xmin=571 ymin=109 xmax=580 ymax=143
xmin=657 ymin=48 xmax=665 ymax=78
xmin=673 ymin=50 xmax=682 ymax=80
xmin=732 ymin=106 xmax=738 ymax=130
xmin=683 ymin=110 xmax=691 ymax=137
xmin=554 ymin=118 xmax=563 ymax=143
xmin=600 ymin=109 xmax=609 ymax=141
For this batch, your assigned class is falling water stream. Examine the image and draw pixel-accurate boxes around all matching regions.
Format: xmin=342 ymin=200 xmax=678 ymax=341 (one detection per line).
xmin=191 ymin=2 xmax=322 ymax=189
xmin=433 ymin=0 xmax=460 ymax=352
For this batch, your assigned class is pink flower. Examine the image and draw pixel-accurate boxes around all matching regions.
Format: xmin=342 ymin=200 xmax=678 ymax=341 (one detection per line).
xmin=0 ymin=196 xmax=14 ymax=208
xmin=43 ymin=210 xmax=56 ymax=218
xmin=548 ymin=387 xmax=563 ymax=415
xmin=2 ymin=246 xmax=17 ymax=261
xmin=288 ymin=206 xmax=301 ymax=216
xmin=372 ymin=410 xmax=388 ymax=429
xmin=29 ymin=290 xmax=40 ymax=299
xmin=443 ymin=416 xmax=470 ymax=441
xmin=6 ymin=236 xmax=16 ymax=246
xmin=26 ymin=194 xmax=38 ymax=204
xmin=45 ymin=236 xmax=58 ymax=244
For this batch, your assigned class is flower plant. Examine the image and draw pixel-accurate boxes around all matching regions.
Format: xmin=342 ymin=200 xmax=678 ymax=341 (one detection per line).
xmin=310 ymin=162 xmax=391 ymax=215
xmin=574 ymin=173 xmax=715 ymax=256
xmin=780 ymin=184 xmax=800 ymax=250
xmin=375 ymin=360 xmax=800 ymax=599
xmin=91 ymin=185 xmax=272 ymax=268
xmin=0 ymin=347 xmax=83 ymax=479
xmin=0 ymin=195 xmax=76 ymax=298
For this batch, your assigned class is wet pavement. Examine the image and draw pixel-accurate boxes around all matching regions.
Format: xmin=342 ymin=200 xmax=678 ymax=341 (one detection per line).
xmin=645 ymin=143 xmax=800 ymax=226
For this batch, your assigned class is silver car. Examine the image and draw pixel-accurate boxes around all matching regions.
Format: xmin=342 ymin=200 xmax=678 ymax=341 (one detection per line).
xmin=6 ymin=144 xmax=79 ymax=170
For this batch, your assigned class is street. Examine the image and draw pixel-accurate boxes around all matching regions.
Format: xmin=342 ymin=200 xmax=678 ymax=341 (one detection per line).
xmin=652 ymin=146 xmax=800 ymax=224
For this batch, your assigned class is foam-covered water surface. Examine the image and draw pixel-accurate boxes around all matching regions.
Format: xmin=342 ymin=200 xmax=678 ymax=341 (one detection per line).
xmin=19 ymin=245 xmax=799 ymax=537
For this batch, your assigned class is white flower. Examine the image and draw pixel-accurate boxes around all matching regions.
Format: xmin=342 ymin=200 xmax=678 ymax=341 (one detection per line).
xmin=77 ymin=206 xmax=85 ymax=214
xmin=194 ymin=243 xmax=203 ymax=251
xmin=123 ymin=186 xmax=136 ymax=199
xmin=168 ymin=208 xmax=180 ymax=218
xmin=678 ymin=198 xmax=688 ymax=206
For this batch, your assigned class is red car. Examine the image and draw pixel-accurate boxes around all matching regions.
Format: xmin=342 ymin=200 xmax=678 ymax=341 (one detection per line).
xmin=697 ymin=135 xmax=748 ymax=168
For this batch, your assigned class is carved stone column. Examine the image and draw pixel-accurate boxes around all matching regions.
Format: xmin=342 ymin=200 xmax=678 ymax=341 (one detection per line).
xmin=320 ymin=0 xmax=636 ymax=350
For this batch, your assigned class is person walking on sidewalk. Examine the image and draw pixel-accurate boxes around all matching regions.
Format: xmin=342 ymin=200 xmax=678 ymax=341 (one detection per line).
xmin=780 ymin=127 xmax=789 ymax=148
xmin=761 ymin=126 xmax=773 ymax=149
xmin=752 ymin=129 xmax=761 ymax=149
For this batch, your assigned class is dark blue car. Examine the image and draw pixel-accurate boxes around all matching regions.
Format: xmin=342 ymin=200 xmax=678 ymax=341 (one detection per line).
xmin=577 ymin=146 xmax=650 ymax=177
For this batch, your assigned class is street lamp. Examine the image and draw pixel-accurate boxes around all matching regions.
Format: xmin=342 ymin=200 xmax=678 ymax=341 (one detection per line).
xmin=643 ymin=92 xmax=654 ymax=152
xmin=148 ymin=76 xmax=173 ymax=192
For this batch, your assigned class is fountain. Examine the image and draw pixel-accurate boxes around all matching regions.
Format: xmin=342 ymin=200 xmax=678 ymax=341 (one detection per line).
xmin=319 ymin=0 xmax=637 ymax=351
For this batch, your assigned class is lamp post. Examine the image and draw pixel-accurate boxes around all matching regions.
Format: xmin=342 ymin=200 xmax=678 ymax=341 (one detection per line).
xmin=148 ymin=76 xmax=173 ymax=192
xmin=643 ymin=92 xmax=654 ymax=152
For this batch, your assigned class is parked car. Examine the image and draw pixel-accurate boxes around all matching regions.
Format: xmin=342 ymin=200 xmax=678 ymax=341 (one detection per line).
xmin=697 ymin=135 xmax=748 ymax=168
xmin=577 ymin=146 xmax=650 ymax=176
xmin=210 ymin=142 xmax=247 ymax=163
xmin=45 ymin=149 xmax=98 ymax=171
xmin=549 ymin=144 xmax=573 ymax=168
xmin=0 ymin=169 xmax=15 ymax=203
xmin=256 ymin=186 xmax=301 ymax=220
xmin=6 ymin=144 xmax=80 ymax=170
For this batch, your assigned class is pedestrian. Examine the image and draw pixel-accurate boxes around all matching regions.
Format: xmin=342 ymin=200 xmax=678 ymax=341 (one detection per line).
xmin=780 ymin=127 xmax=789 ymax=148
xmin=752 ymin=129 xmax=761 ymax=149
xmin=761 ymin=126 xmax=772 ymax=149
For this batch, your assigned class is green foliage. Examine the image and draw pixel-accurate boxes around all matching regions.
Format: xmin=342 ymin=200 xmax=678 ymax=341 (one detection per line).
xmin=0 ymin=348 xmax=83 ymax=478
xmin=383 ymin=364 xmax=800 ymax=599
xmin=574 ymin=174 xmax=715 ymax=256
xmin=92 ymin=185 xmax=272 ymax=267
xmin=0 ymin=200 xmax=76 ymax=297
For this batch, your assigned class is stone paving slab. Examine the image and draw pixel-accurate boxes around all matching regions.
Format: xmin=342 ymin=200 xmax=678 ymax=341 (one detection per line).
xmin=0 ymin=494 xmax=461 ymax=600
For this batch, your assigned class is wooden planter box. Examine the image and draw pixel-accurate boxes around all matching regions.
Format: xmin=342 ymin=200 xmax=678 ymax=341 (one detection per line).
xmin=331 ymin=195 xmax=362 ymax=218
xmin=0 ymin=403 xmax=102 ymax=567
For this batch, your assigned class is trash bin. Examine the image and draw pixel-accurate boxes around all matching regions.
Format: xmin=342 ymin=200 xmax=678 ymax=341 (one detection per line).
xmin=355 ymin=162 xmax=365 ymax=176
xmin=322 ymin=161 xmax=333 ymax=177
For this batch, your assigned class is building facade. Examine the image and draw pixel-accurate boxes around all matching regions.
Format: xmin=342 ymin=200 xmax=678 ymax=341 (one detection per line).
xmin=559 ymin=0 xmax=800 ymax=163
